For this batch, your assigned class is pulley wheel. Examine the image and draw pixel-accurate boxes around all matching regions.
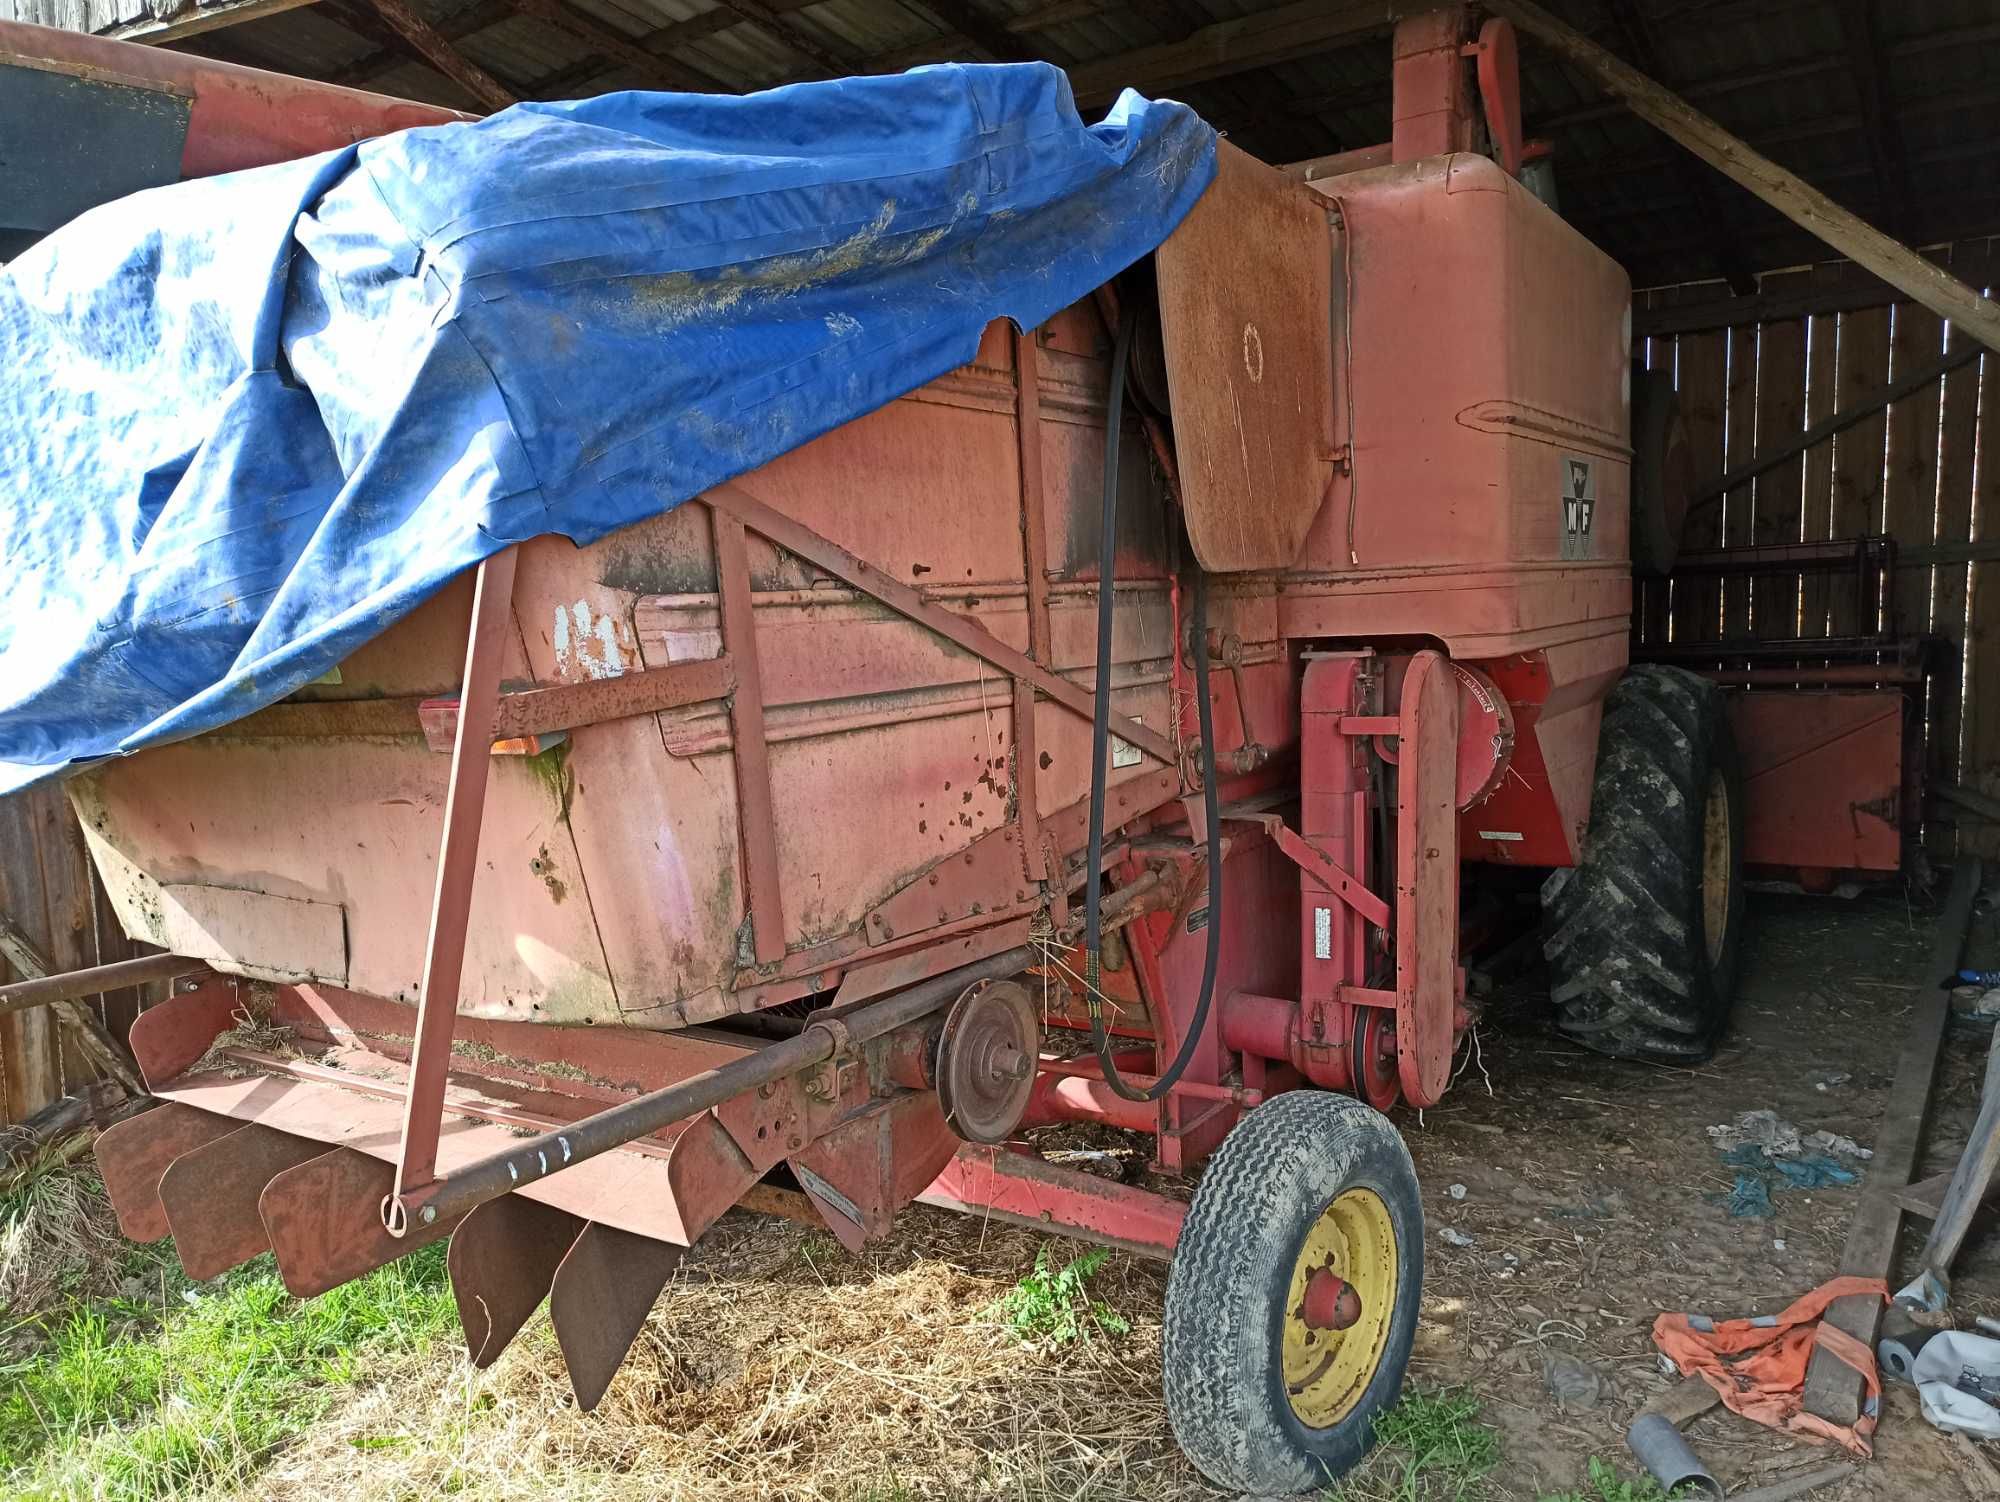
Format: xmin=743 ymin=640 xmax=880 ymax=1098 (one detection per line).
xmin=935 ymin=979 xmax=1040 ymax=1144
xmin=1350 ymin=1006 xmax=1400 ymax=1113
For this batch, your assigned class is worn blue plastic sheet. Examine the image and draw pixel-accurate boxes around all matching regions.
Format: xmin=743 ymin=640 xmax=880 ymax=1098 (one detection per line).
xmin=0 ymin=64 xmax=1215 ymax=793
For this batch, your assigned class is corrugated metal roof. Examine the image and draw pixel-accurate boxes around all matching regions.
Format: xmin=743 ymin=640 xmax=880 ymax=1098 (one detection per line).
xmin=10 ymin=0 xmax=1996 ymax=288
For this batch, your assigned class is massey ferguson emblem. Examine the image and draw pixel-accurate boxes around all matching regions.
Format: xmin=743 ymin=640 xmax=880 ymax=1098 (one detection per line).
xmin=1560 ymin=455 xmax=1597 ymax=560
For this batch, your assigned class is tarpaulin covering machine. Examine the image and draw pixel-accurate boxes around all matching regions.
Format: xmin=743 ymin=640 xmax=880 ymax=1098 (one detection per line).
xmin=0 ymin=11 xmax=1744 ymax=1490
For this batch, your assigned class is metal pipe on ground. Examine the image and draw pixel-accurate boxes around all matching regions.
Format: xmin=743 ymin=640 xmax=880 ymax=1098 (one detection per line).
xmin=389 ymin=943 xmax=1038 ymax=1234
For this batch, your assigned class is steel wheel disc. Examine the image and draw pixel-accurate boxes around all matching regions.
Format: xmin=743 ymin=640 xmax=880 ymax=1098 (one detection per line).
xmin=1281 ymin=1186 xmax=1400 ymax=1429
xmin=1350 ymin=1007 xmax=1399 ymax=1112
xmin=935 ymin=979 xmax=1039 ymax=1143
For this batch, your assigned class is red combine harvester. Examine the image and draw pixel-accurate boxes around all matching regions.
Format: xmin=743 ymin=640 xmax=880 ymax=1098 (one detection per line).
xmin=10 ymin=11 xmax=1742 ymax=1492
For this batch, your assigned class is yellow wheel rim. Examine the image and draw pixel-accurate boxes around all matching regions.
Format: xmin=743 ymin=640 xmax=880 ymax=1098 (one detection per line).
xmin=1281 ymin=1186 xmax=1399 ymax=1429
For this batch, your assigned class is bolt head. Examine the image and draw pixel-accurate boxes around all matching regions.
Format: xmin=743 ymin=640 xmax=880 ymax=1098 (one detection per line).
xmin=420 ymin=1205 xmax=437 ymax=1225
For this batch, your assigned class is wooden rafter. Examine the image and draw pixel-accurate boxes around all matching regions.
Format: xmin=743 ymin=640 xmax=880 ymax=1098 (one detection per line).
xmin=506 ymin=0 xmax=730 ymax=93
xmin=336 ymin=0 xmax=770 ymax=93
xmin=1064 ymin=0 xmax=1402 ymax=110
xmin=1835 ymin=0 xmax=1913 ymax=235
xmin=363 ymin=0 xmax=516 ymax=109
xmin=107 ymin=0 xmax=318 ymax=43
xmin=1599 ymin=0 xmax=1755 ymax=295
xmin=904 ymin=0 xmax=1036 ymax=64
xmin=709 ymin=0 xmax=856 ymax=76
xmin=1493 ymin=0 xmax=2000 ymax=355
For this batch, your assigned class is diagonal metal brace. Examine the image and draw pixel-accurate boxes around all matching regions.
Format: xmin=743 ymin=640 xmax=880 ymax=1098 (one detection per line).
xmin=704 ymin=482 xmax=1178 ymax=767
xmin=1241 ymin=812 xmax=1392 ymax=932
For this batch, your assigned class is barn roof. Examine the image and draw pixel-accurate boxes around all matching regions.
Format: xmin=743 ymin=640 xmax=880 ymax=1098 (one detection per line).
xmin=7 ymin=0 xmax=1997 ymax=291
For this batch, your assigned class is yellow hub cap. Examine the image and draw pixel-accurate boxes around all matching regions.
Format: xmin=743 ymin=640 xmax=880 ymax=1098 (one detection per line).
xmin=1282 ymin=1186 xmax=1399 ymax=1429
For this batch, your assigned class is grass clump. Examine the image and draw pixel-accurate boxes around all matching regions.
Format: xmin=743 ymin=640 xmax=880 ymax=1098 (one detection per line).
xmin=1333 ymin=1388 xmax=1500 ymax=1502
xmin=1539 ymin=1457 xmax=1667 ymax=1502
xmin=996 ymin=1244 xmax=1131 ymax=1345
xmin=0 ymin=1153 xmax=457 ymax=1502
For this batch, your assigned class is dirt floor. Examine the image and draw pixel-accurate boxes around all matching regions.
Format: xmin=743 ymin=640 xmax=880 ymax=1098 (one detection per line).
xmin=209 ymin=883 xmax=2000 ymax=1502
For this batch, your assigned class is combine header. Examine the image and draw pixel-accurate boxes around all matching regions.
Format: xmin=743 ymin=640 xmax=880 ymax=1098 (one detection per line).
xmin=7 ymin=8 xmax=1742 ymax=1492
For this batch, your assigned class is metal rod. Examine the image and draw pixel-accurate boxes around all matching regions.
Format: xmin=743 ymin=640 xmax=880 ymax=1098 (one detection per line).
xmin=394 ymin=547 xmax=519 ymax=1199
xmin=0 ymin=951 xmax=207 ymax=1017
xmin=710 ymin=506 xmax=787 ymax=965
xmin=390 ymin=944 xmax=1037 ymax=1234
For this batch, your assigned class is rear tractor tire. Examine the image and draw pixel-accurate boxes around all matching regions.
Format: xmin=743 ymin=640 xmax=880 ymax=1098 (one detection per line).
xmin=1163 ymin=1091 xmax=1423 ymax=1495
xmin=1542 ymin=663 xmax=1745 ymax=1062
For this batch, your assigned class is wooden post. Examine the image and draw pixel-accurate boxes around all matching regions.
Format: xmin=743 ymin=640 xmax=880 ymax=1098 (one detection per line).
xmin=1489 ymin=0 xmax=2000 ymax=357
xmin=1801 ymin=857 xmax=1980 ymax=1424
xmin=0 ymin=915 xmax=147 ymax=1099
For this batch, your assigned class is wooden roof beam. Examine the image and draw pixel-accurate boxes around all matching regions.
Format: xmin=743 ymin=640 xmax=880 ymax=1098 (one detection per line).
xmin=1835 ymin=0 xmax=1914 ymax=236
xmin=506 ymin=0 xmax=732 ymax=92
xmin=1064 ymin=0 xmax=1405 ymax=110
xmin=363 ymin=0 xmax=515 ymax=110
xmin=1599 ymin=0 xmax=1755 ymax=295
xmin=1491 ymin=0 xmax=2000 ymax=356
xmin=107 ymin=0 xmax=319 ymax=45
xmin=903 ymin=0 xmax=1036 ymax=63
xmin=708 ymin=0 xmax=857 ymax=76
xmin=328 ymin=0 xmax=512 ymax=87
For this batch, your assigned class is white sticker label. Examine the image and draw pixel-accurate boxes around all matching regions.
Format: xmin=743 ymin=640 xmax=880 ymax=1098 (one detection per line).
xmin=1313 ymin=905 xmax=1333 ymax=959
xmin=1111 ymin=717 xmax=1143 ymax=769
xmin=1559 ymin=454 xmax=1597 ymax=561
xmin=1478 ymin=830 xmax=1525 ymax=842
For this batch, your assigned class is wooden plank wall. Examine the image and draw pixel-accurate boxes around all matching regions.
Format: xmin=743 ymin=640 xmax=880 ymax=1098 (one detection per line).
xmin=0 ymin=783 xmax=153 ymax=1126
xmin=1636 ymin=238 xmax=2000 ymax=856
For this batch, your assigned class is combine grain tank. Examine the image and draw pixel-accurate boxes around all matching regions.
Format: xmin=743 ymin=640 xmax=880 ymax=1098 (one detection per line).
xmin=10 ymin=10 xmax=1743 ymax=1492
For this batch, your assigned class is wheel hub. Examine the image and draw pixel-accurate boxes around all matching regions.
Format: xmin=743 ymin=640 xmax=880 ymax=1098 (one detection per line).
xmin=1301 ymin=1268 xmax=1363 ymax=1331
xmin=934 ymin=978 xmax=1039 ymax=1144
xmin=1282 ymin=1186 xmax=1399 ymax=1429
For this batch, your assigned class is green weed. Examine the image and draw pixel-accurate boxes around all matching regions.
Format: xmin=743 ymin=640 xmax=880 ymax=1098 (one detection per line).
xmin=1539 ymin=1456 xmax=1668 ymax=1502
xmin=996 ymin=1244 xmax=1130 ymax=1345
xmin=0 ymin=1238 xmax=457 ymax=1502
xmin=1332 ymin=1387 xmax=1500 ymax=1502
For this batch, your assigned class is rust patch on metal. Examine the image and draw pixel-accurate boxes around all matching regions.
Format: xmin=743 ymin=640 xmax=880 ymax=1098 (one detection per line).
xmin=449 ymin=1195 xmax=584 ymax=1368
xmin=549 ymin=1221 xmax=684 ymax=1411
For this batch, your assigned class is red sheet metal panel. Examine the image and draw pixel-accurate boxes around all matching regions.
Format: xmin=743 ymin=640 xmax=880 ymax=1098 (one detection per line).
xmin=1157 ymin=140 xmax=1338 ymax=572
xmin=1729 ymin=691 xmax=1903 ymax=876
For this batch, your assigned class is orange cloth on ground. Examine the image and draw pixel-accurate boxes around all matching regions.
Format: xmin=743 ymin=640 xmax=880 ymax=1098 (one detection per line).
xmin=1651 ymin=1276 xmax=1889 ymax=1457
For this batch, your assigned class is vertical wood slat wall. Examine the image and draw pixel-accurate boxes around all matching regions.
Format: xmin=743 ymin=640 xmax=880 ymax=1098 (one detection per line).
xmin=0 ymin=783 xmax=154 ymax=1127
xmin=1637 ymin=239 xmax=2000 ymax=857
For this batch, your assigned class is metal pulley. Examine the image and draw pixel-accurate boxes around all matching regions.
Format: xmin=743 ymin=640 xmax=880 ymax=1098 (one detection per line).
xmin=934 ymin=978 xmax=1040 ymax=1144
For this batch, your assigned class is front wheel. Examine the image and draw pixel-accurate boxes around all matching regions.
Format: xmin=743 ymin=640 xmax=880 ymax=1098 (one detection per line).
xmin=1163 ymin=1091 xmax=1423 ymax=1494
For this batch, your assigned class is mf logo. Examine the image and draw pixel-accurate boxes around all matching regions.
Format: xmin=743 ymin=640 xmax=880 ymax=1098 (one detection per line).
xmin=1559 ymin=455 xmax=1597 ymax=560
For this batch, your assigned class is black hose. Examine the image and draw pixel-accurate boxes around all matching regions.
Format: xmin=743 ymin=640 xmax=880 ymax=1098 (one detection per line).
xmin=1081 ymin=300 xmax=1223 ymax=1103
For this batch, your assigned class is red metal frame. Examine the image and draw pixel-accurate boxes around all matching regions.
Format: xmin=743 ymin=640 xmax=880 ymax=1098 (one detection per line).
xmin=0 ymin=19 xmax=466 ymax=179
xmin=396 ymin=548 xmax=518 ymax=1200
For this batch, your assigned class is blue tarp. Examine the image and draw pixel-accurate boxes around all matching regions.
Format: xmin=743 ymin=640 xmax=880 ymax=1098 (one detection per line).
xmin=0 ymin=64 xmax=1215 ymax=793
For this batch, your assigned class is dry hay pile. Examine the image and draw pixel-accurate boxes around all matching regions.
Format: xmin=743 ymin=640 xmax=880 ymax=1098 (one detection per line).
xmin=0 ymin=1147 xmax=129 ymax=1329
xmin=243 ymin=1207 xmax=1225 ymax=1502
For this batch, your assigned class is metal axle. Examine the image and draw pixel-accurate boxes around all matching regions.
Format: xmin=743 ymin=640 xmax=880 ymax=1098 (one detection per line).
xmin=387 ymin=944 xmax=1038 ymax=1234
